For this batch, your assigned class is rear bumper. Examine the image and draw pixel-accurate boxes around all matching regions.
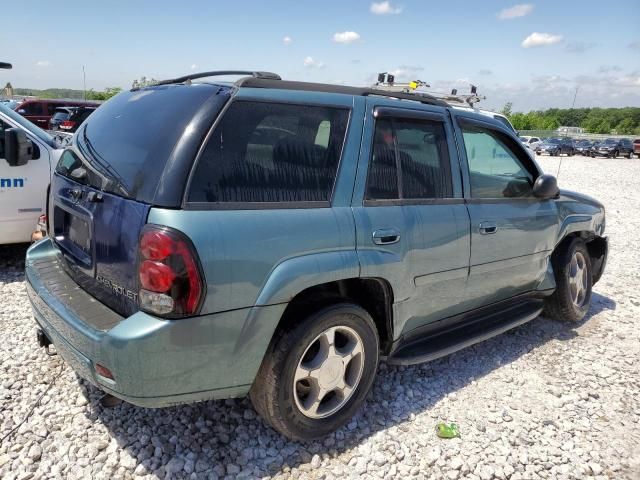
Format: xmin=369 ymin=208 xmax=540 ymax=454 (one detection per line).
xmin=26 ymin=238 xmax=286 ymax=407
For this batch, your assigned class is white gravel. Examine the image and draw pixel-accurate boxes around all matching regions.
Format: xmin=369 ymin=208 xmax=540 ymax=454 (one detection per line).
xmin=1 ymin=155 xmax=639 ymax=480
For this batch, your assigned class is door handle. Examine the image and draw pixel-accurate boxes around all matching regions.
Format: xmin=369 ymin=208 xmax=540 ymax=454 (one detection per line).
xmin=372 ymin=229 xmax=401 ymax=245
xmin=479 ymin=222 xmax=498 ymax=235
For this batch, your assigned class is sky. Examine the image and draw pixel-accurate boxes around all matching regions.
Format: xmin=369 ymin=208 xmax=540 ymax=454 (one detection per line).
xmin=2 ymin=0 xmax=639 ymax=112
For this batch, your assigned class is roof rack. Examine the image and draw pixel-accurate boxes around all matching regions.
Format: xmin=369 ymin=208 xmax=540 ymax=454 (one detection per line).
xmin=373 ymin=73 xmax=485 ymax=108
xmin=236 ymin=77 xmax=448 ymax=107
xmin=154 ymin=70 xmax=281 ymax=87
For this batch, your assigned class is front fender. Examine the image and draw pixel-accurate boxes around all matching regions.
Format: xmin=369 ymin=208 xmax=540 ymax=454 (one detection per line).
xmin=555 ymin=189 xmax=606 ymax=245
xmin=255 ymin=250 xmax=360 ymax=306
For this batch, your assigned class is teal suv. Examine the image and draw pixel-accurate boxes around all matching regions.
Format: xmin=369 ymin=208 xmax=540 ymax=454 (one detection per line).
xmin=25 ymin=71 xmax=608 ymax=440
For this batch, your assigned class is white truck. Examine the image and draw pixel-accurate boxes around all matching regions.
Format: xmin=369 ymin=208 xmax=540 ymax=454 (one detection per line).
xmin=0 ymin=103 xmax=65 ymax=245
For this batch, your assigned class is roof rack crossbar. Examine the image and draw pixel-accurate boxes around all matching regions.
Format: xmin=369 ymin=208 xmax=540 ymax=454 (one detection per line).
xmin=155 ymin=70 xmax=281 ymax=86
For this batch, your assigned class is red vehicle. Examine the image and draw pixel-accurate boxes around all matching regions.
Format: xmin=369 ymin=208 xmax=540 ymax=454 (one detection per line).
xmin=15 ymin=99 xmax=100 ymax=129
xmin=634 ymin=139 xmax=640 ymax=158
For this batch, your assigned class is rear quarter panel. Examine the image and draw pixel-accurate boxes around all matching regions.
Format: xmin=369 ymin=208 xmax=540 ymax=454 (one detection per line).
xmin=148 ymin=90 xmax=366 ymax=314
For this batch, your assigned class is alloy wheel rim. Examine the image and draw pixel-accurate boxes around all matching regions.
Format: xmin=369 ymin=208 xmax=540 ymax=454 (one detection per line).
xmin=569 ymin=251 xmax=589 ymax=307
xmin=293 ymin=325 xmax=365 ymax=419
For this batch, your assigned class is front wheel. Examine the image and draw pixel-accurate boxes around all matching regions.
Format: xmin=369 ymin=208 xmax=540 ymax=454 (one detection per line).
xmin=544 ymin=237 xmax=592 ymax=322
xmin=627 ymin=151 xmax=633 ymax=159
xmin=250 ymin=303 xmax=379 ymax=441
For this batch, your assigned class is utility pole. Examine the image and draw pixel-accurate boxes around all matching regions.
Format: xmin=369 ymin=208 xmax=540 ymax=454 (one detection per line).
xmin=82 ymin=65 xmax=87 ymax=100
xmin=571 ymin=86 xmax=579 ymax=108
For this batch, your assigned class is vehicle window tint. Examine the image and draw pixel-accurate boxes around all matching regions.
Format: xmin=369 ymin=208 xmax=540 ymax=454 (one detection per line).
xmin=47 ymin=104 xmax=60 ymax=115
xmin=19 ymin=102 xmax=42 ymax=115
xmin=189 ymin=101 xmax=349 ymax=204
xmin=67 ymin=84 xmax=231 ymax=202
xmin=461 ymin=126 xmax=534 ymax=199
xmin=366 ymin=118 xmax=399 ymax=200
xmin=395 ymin=118 xmax=452 ymax=199
xmin=366 ymin=116 xmax=452 ymax=200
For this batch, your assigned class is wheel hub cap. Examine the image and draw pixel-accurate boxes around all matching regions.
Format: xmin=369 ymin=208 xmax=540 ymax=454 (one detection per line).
xmin=569 ymin=251 xmax=588 ymax=307
xmin=293 ymin=326 xmax=365 ymax=419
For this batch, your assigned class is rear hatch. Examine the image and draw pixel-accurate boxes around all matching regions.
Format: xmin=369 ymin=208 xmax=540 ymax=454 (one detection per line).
xmin=50 ymin=83 xmax=231 ymax=317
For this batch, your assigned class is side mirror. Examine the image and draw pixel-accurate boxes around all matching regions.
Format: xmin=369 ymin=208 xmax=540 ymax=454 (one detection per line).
xmin=4 ymin=128 xmax=33 ymax=167
xmin=532 ymin=174 xmax=559 ymax=200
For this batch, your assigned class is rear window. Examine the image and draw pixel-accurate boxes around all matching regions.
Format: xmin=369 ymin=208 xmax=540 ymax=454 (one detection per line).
xmin=51 ymin=111 xmax=71 ymax=121
xmin=188 ymin=101 xmax=349 ymax=205
xmin=61 ymin=84 xmax=230 ymax=201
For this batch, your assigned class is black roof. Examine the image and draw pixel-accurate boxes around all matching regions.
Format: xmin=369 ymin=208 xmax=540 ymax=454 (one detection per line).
xmin=154 ymin=70 xmax=448 ymax=107
xmin=236 ymin=77 xmax=448 ymax=107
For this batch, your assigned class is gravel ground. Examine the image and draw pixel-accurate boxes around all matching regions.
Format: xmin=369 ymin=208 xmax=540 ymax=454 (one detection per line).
xmin=1 ymin=155 xmax=639 ymax=480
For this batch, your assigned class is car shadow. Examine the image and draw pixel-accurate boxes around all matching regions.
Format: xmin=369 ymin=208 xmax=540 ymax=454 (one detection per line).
xmin=76 ymin=291 xmax=616 ymax=478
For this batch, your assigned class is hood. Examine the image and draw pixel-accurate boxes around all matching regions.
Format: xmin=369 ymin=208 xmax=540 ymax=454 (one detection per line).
xmin=559 ymin=189 xmax=604 ymax=210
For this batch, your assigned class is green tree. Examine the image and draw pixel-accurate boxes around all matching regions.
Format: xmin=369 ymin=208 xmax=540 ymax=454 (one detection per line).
xmin=86 ymin=87 xmax=122 ymax=101
xmin=500 ymin=102 xmax=513 ymax=118
xmin=616 ymin=118 xmax=635 ymax=135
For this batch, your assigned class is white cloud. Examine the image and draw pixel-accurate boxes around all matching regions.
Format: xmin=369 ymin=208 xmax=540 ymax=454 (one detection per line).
xmin=36 ymin=60 xmax=52 ymax=67
xmin=521 ymin=32 xmax=563 ymax=48
xmin=283 ymin=36 xmax=292 ymax=46
xmin=190 ymin=64 xmax=197 ymax=71
xmin=333 ymin=31 xmax=361 ymax=44
xmin=370 ymin=1 xmax=402 ymax=15
xmin=498 ymin=4 xmax=534 ymax=20
xmin=303 ymin=56 xmax=324 ymax=68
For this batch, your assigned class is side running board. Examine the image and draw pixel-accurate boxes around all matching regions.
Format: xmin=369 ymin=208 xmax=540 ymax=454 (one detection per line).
xmin=387 ymin=301 xmax=543 ymax=366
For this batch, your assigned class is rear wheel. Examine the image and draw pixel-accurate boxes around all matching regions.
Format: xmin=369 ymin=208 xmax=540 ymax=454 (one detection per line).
xmin=250 ymin=303 xmax=379 ymax=441
xmin=627 ymin=150 xmax=633 ymax=159
xmin=544 ymin=237 xmax=592 ymax=322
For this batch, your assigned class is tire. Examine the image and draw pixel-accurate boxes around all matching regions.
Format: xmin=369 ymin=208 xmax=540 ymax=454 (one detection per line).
xmin=627 ymin=151 xmax=633 ymax=159
xmin=612 ymin=150 xmax=618 ymax=159
xmin=250 ymin=303 xmax=379 ymax=441
xmin=544 ymin=237 xmax=593 ymax=322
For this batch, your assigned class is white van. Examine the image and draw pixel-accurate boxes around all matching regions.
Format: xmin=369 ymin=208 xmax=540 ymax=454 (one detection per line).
xmin=0 ymin=103 xmax=64 ymax=244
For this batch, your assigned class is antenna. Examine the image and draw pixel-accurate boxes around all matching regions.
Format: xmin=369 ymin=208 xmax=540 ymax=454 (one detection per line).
xmin=571 ymin=86 xmax=579 ymax=108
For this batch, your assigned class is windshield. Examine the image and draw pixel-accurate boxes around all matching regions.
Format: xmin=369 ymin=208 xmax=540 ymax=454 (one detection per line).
xmin=0 ymin=103 xmax=55 ymax=146
xmin=546 ymin=138 xmax=561 ymax=144
xmin=603 ymin=138 xmax=616 ymax=144
xmin=493 ymin=115 xmax=516 ymax=133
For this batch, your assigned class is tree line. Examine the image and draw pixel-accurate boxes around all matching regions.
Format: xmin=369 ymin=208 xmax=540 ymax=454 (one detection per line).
xmin=500 ymin=103 xmax=640 ymax=135
xmin=13 ymin=87 xmax=122 ymax=101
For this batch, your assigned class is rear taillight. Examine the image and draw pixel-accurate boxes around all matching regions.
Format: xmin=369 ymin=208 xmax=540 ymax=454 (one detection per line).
xmin=60 ymin=121 xmax=76 ymax=130
xmin=137 ymin=225 xmax=205 ymax=317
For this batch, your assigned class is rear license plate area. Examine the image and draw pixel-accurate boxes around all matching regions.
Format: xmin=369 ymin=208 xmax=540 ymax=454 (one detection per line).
xmin=53 ymin=205 xmax=92 ymax=267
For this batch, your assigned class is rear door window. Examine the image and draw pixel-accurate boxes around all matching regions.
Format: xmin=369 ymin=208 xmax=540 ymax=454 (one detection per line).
xmin=188 ymin=101 xmax=349 ymax=205
xmin=365 ymin=115 xmax=453 ymax=201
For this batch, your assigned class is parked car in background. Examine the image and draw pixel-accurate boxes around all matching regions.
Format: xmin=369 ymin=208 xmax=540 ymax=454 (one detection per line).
xmin=16 ymin=99 xmax=100 ymax=129
xmin=535 ymin=137 xmax=575 ymax=156
xmin=520 ymin=136 xmax=541 ymax=150
xmin=58 ymin=106 xmax=96 ymax=133
xmin=0 ymin=103 xmax=64 ymax=244
xmin=590 ymin=138 xmax=634 ymax=158
xmin=574 ymin=139 xmax=594 ymax=156
xmin=24 ymin=70 xmax=608 ymax=441
xmin=634 ymin=139 xmax=640 ymax=158
xmin=48 ymin=107 xmax=76 ymax=131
